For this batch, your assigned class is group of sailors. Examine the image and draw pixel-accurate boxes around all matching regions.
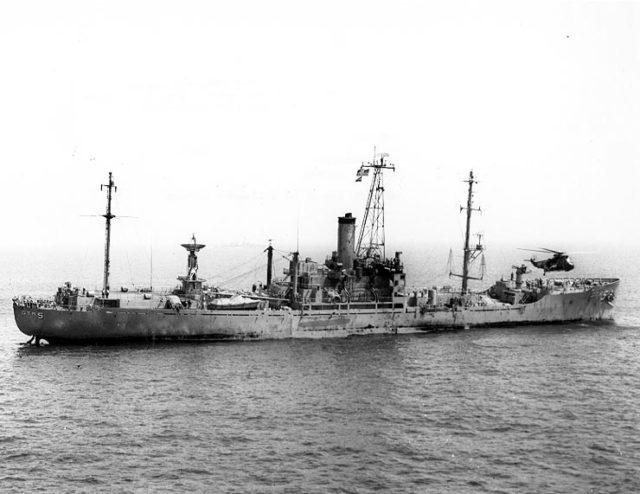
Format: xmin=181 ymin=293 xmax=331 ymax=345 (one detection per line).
xmin=13 ymin=296 xmax=54 ymax=309
xmin=524 ymin=278 xmax=603 ymax=291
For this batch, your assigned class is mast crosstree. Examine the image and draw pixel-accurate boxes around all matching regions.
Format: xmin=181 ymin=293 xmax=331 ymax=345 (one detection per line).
xmin=355 ymin=151 xmax=395 ymax=259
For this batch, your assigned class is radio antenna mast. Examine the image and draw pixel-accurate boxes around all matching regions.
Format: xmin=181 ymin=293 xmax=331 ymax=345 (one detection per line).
xmin=355 ymin=150 xmax=395 ymax=259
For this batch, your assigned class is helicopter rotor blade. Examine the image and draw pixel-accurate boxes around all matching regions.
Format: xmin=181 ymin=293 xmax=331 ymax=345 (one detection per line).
xmin=540 ymin=247 xmax=563 ymax=254
xmin=520 ymin=247 xmax=596 ymax=256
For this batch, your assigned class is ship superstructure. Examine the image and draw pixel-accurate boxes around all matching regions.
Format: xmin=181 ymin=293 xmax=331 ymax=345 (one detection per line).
xmin=13 ymin=161 xmax=619 ymax=344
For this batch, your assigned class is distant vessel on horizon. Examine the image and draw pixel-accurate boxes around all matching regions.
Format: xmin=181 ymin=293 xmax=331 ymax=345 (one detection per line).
xmin=13 ymin=158 xmax=619 ymax=344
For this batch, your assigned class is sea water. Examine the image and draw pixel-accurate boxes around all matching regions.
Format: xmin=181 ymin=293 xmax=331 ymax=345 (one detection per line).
xmin=1 ymin=244 xmax=639 ymax=493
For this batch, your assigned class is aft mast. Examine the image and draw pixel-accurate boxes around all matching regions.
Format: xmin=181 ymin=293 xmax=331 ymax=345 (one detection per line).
xmin=101 ymin=172 xmax=117 ymax=298
xmin=461 ymin=171 xmax=476 ymax=293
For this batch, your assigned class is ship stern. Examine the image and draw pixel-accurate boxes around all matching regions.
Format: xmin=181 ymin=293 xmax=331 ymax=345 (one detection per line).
xmin=12 ymin=301 xmax=47 ymax=338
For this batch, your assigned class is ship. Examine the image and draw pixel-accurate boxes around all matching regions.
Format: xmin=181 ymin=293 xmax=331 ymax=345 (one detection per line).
xmin=13 ymin=156 xmax=619 ymax=344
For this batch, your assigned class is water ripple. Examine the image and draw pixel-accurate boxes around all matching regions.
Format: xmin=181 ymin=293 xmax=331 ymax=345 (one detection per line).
xmin=1 ymin=318 xmax=640 ymax=492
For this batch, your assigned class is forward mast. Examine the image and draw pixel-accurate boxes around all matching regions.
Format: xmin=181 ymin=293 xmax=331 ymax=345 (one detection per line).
xmin=450 ymin=170 xmax=485 ymax=293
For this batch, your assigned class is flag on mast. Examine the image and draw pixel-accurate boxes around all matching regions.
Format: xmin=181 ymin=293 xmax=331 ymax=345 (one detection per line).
xmin=355 ymin=166 xmax=369 ymax=182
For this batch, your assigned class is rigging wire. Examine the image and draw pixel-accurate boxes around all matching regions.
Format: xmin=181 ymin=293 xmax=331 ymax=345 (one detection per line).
xmin=213 ymin=251 xmax=265 ymax=279
xmin=219 ymin=257 xmax=287 ymax=287
xmin=125 ymin=249 xmax=135 ymax=287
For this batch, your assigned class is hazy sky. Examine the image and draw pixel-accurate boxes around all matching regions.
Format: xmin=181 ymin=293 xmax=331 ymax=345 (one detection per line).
xmin=1 ymin=0 xmax=638 ymax=259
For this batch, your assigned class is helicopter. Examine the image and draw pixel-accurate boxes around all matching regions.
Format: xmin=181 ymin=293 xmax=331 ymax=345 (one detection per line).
xmin=518 ymin=248 xmax=574 ymax=274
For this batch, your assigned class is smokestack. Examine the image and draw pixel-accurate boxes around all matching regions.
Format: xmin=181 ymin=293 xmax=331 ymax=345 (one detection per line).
xmin=337 ymin=213 xmax=356 ymax=269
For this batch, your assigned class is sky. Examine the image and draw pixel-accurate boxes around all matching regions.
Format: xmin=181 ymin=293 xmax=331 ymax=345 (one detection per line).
xmin=1 ymin=0 xmax=639 ymax=263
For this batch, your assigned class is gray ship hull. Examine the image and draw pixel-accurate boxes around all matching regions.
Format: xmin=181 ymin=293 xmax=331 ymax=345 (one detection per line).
xmin=13 ymin=279 xmax=619 ymax=343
